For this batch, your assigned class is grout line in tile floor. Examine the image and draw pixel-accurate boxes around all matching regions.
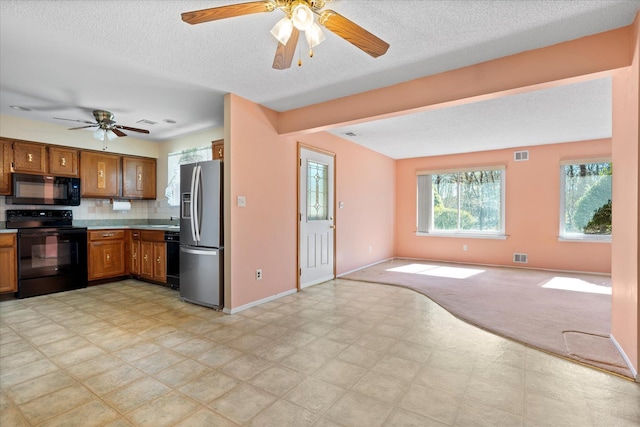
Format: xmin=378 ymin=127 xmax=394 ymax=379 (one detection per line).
xmin=1 ymin=278 xmax=639 ymax=426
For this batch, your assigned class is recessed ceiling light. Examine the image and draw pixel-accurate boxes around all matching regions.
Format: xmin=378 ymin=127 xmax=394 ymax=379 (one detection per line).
xmin=163 ymin=119 xmax=177 ymax=124
xmin=10 ymin=105 xmax=31 ymax=111
xmin=137 ymin=119 xmax=157 ymax=125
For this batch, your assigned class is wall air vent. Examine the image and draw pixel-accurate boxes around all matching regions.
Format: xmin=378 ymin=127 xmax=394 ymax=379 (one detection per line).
xmin=514 ymin=150 xmax=529 ymax=161
xmin=513 ymin=253 xmax=528 ymax=263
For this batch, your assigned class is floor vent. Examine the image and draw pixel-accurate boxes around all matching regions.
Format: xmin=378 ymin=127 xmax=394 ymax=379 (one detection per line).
xmin=514 ymin=150 xmax=529 ymax=161
xmin=513 ymin=253 xmax=528 ymax=263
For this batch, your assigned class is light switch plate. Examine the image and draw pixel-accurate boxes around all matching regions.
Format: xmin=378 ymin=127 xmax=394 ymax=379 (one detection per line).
xmin=237 ymin=196 xmax=246 ymax=207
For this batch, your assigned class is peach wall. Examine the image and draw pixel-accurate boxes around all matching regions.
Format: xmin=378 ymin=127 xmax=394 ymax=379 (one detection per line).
xmin=226 ymin=94 xmax=396 ymax=309
xmin=396 ymin=140 xmax=612 ymax=273
xmin=295 ymin=133 xmax=396 ymax=275
xmin=227 ymin=94 xmax=297 ymax=309
xmin=611 ymin=13 xmax=639 ymax=378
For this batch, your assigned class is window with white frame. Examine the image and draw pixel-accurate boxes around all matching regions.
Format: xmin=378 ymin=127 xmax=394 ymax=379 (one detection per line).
xmin=417 ymin=167 xmax=505 ymax=236
xmin=560 ymin=160 xmax=611 ymax=240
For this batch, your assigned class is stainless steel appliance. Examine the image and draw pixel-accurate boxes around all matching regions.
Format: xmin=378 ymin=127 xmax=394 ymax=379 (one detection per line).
xmin=165 ymin=230 xmax=180 ymax=290
xmin=7 ymin=173 xmax=81 ymax=206
xmin=180 ymin=160 xmax=223 ymax=309
xmin=6 ymin=209 xmax=88 ymax=298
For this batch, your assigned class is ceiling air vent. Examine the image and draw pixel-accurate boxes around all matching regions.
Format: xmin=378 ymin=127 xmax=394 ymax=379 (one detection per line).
xmin=343 ymin=132 xmax=358 ymax=137
xmin=513 ymin=253 xmax=528 ymax=263
xmin=514 ymin=150 xmax=529 ymax=161
xmin=137 ymin=119 xmax=157 ymax=126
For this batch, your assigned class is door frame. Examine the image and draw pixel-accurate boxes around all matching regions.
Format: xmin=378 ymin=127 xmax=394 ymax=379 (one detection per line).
xmin=297 ymin=143 xmax=337 ymax=291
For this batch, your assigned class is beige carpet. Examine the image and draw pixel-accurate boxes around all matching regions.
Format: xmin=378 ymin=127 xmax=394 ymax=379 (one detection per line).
xmin=342 ymin=258 xmax=631 ymax=378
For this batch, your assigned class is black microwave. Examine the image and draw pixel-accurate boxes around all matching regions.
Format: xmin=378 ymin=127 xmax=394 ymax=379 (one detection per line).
xmin=6 ymin=173 xmax=81 ymax=206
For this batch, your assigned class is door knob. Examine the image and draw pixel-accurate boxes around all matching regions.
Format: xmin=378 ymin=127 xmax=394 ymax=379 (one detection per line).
xmin=329 ymin=224 xmax=335 ymax=229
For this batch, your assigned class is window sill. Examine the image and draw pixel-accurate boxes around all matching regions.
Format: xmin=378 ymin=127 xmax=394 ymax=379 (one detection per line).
xmin=416 ymin=232 xmax=508 ymax=240
xmin=558 ymin=236 xmax=611 ymax=243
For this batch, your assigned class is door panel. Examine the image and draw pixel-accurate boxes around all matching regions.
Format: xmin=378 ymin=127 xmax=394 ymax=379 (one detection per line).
xmin=299 ymin=147 xmax=335 ymax=288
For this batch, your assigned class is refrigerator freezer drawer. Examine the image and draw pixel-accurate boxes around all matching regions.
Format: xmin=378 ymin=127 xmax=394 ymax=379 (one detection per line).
xmin=180 ymin=246 xmax=223 ymax=309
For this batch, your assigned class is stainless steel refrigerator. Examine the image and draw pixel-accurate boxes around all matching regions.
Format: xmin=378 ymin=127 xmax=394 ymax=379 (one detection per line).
xmin=179 ymin=160 xmax=223 ymax=309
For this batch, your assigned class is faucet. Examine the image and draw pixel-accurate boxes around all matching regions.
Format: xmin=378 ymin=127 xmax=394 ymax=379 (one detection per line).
xmin=170 ymin=216 xmax=179 ymax=221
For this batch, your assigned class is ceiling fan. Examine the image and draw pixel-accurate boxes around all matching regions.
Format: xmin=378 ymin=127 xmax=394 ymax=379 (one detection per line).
xmin=54 ymin=110 xmax=150 ymax=150
xmin=181 ymin=0 xmax=390 ymax=70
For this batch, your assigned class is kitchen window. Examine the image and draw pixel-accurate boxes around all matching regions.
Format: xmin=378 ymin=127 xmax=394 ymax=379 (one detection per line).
xmin=417 ymin=166 xmax=505 ymax=238
xmin=560 ymin=160 xmax=612 ymax=241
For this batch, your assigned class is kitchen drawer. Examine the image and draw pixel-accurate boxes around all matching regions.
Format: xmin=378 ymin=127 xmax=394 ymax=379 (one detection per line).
xmin=140 ymin=230 xmax=164 ymax=242
xmin=89 ymin=230 xmax=126 ymax=241
xmin=0 ymin=234 xmax=16 ymax=246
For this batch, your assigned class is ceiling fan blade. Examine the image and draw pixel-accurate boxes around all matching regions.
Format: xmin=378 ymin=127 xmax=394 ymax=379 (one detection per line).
xmin=114 ymin=125 xmax=150 ymax=134
xmin=319 ymin=10 xmax=389 ymax=58
xmin=182 ymin=1 xmax=274 ymax=25
xmin=54 ymin=117 xmax=95 ymax=124
xmin=67 ymin=125 xmax=97 ymax=130
xmin=110 ymin=128 xmax=127 ymax=137
xmin=272 ymin=27 xmax=300 ymax=70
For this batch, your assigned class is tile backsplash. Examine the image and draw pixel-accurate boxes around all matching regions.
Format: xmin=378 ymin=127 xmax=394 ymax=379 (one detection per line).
xmin=0 ymin=197 xmax=179 ymax=227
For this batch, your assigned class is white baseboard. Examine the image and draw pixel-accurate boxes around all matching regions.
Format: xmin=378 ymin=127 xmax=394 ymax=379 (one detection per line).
xmin=337 ymin=258 xmax=394 ymax=277
xmin=610 ymin=333 xmax=638 ymax=381
xmin=223 ymin=288 xmax=298 ymax=315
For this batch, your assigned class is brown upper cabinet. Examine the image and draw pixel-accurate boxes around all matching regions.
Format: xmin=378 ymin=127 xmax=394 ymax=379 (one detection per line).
xmin=80 ymin=151 xmax=121 ymax=198
xmin=0 ymin=139 xmax=12 ymax=195
xmin=123 ymin=156 xmax=156 ymax=199
xmin=48 ymin=146 xmax=79 ymax=177
xmin=13 ymin=141 xmax=47 ymax=174
xmin=212 ymin=139 xmax=224 ymax=161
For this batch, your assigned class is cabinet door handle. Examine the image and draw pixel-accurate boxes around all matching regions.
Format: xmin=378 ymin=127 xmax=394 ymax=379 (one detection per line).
xmin=137 ymin=173 xmax=143 ymax=181
xmin=27 ymin=153 xmax=33 ymax=162
xmin=157 ymin=257 xmax=161 ymax=263
xmin=61 ymin=157 xmax=67 ymax=167
xmin=132 ymin=253 xmax=137 ymax=259
xmin=144 ymin=254 xmax=148 ymax=261
xmin=101 ymin=233 xmax=114 ymax=237
xmin=106 ymin=254 xmax=111 ymax=260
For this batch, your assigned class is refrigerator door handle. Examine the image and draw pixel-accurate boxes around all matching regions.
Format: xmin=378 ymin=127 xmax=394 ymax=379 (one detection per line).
xmin=193 ymin=164 xmax=202 ymax=242
xmin=181 ymin=247 xmax=218 ymax=256
xmin=189 ymin=165 xmax=198 ymax=242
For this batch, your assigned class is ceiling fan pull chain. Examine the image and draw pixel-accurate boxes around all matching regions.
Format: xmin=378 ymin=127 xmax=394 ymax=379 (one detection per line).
xmin=309 ymin=48 xmax=314 ymax=58
xmin=298 ymin=41 xmax=302 ymax=66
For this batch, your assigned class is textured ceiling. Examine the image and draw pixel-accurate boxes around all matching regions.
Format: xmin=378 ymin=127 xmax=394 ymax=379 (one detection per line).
xmin=0 ymin=0 xmax=638 ymax=158
xmin=329 ymin=77 xmax=613 ymax=159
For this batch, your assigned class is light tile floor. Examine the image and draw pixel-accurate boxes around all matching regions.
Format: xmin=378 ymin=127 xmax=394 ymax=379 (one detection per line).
xmin=1 ymin=279 xmax=638 ymax=426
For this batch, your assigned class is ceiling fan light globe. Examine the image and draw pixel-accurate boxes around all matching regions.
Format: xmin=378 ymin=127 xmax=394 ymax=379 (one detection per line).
xmin=292 ymin=4 xmax=313 ymax=31
xmin=106 ymin=130 xmax=118 ymax=141
xmin=305 ymin=22 xmax=326 ymax=48
xmin=93 ymin=128 xmax=105 ymax=141
xmin=270 ymin=17 xmax=293 ymax=45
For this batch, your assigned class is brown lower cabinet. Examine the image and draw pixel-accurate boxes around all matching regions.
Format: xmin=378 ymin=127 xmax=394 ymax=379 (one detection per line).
xmin=88 ymin=230 xmax=126 ymax=281
xmin=129 ymin=230 xmax=141 ymax=276
xmin=89 ymin=228 xmax=166 ymax=285
xmin=0 ymin=234 xmax=17 ymax=293
xmin=133 ymin=230 xmax=166 ymax=284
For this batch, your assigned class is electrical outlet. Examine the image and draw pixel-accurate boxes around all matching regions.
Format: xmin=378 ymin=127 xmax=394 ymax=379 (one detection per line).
xmin=463 ymin=244 xmax=468 ymax=251
xmin=256 ymin=269 xmax=262 ymax=280
xmin=368 ymin=245 xmax=372 ymax=253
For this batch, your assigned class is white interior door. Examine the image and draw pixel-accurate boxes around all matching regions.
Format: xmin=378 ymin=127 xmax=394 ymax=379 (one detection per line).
xmin=299 ymin=147 xmax=335 ymax=288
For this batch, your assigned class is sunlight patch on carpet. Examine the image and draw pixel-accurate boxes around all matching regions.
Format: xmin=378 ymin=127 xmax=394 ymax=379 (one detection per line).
xmin=542 ymin=277 xmax=612 ymax=295
xmin=387 ymin=264 xmax=484 ymax=279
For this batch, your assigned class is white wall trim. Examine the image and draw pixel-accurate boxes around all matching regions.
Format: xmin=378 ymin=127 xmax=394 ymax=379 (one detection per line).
xmin=337 ymin=258 xmax=394 ymax=277
xmin=610 ymin=334 xmax=638 ymax=382
xmin=222 ymin=288 xmax=298 ymax=315
xmin=390 ymin=256 xmax=611 ymax=277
